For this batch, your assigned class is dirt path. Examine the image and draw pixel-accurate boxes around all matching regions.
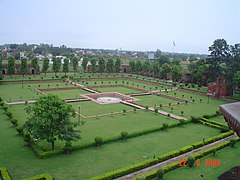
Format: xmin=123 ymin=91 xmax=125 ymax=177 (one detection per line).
xmin=115 ymin=134 xmax=237 ymax=180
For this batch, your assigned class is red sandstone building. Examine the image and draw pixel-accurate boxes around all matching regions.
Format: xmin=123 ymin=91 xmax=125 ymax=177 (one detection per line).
xmin=208 ymin=77 xmax=231 ymax=97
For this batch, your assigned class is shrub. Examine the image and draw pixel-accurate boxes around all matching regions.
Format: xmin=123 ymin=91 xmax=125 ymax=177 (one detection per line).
xmin=133 ymin=108 xmax=136 ymax=113
xmin=145 ymin=106 xmax=149 ymax=110
xmin=156 ymin=168 xmax=164 ymax=179
xmin=192 ymin=99 xmax=195 ymax=103
xmin=230 ymin=139 xmax=237 ymax=147
xmin=123 ymin=109 xmax=126 ymax=114
xmin=162 ymin=123 xmax=169 ymax=130
xmin=167 ymin=114 xmax=170 ymax=118
xmin=203 ymin=115 xmax=210 ymax=119
xmin=200 ymin=99 xmax=202 ymax=102
xmin=187 ymin=156 xmax=195 ymax=167
xmin=216 ymin=110 xmax=222 ymax=116
xmin=2 ymin=105 xmax=8 ymax=111
xmin=95 ymin=137 xmax=103 ymax=147
xmin=16 ymin=126 xmax=24 ymax=135
xmin=220 ymin=126 xmax=230 ymax=133
xmin=24 ymin=134 xmax=31 ymax=147
xmin=169 ymin=103 xmax=171 ymax=106
xmin=212 ymin=148 xmax=217 ymax=155
xmin=10 ymin=118 xmax=18 ymax=126
xmin=154 ymin=108 xmax=158 ymax=114
xmin=121 ymin=131 xmax=128 ymax=141
xmin=179 ymin=119 xmax=185 ymax=126
xmin=181 ymin=111 xmax=184 ymax=115
xmin=5 ymin=111 xmax=13 ymax=118
xmin=0 ymin=101 xmax=4 ymax=106
xmin=191 ymin=116 xmax=199 ymax=123
xmin=0 ymin=167 xmax=11 ymax=180
xmin=63 ymin=141 xmax=72 ymax=155
xmin=159 ymin=104 xmax=162 ymax=108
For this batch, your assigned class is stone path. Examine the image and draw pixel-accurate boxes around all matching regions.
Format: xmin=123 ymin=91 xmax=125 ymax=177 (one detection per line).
xmin=121 ymin=101 xmax=146 ymax=110
xmin=115 ymin=134 xmax=237 ymax=180
xmin=148 ymin=107 xmax=187 ymax=120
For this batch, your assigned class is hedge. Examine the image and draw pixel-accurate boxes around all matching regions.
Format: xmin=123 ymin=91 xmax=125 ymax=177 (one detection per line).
xmin=201 ymin=118 xmax=227 ymax=127
xmin=90 ymin=131 xmax=234 ymax=180
xmin=22 ymin=173 xmax=52 ymax=180
xmin=0 ymin=167 xmax=11 ymax=180
xmin=200 ymin=120 xmax=222 ymax=129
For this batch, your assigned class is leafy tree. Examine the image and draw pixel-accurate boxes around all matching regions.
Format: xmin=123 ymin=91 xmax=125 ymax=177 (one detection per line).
xmin=7 ymin=56 xmax=15 ymax=77
xmin=20 ymin=58 xmax=28 ymax=77
xmin=31 ymin=57 xmax=38 ymax=76
xmin=207 ymin=39 xmax=229 ymax=81
xmin=98 ymin=57 xmax=105 ymax=73
xmin=233 ymin=71 xmax=240 ymax=91
xmin=14 ymin=51 xmax=20 ymax=60
xmin=171 ymin=64 xmax=182 ymax=82
xmin=42 ymin=57 xmax=49 ymax=76
xmin=106 ymin=58 xmax=114 ymax=73
xmin=162 ymin=122 xmax=169 ymax=130
xmin=135 ymin=60 xmax=142 ymax=73
xmin=52 ymin=57 xmax=61 ymax=76
xmin=157 ymin=55 xmax=170 ymax=66
xmin=0 ymin=59 xmax=2 ymax=80
xmin=142 ymin=61 xmax=150 ymax=74
xmin=82 ymin=57 xmax=88 ymax=72
xmin=154 ymin=49 xmax=162 ymax=59
xmin=129 ymin=61 xmax=136 ymax=73
xmin=24 ymin=95 xmax=81 ymax=150
xmin=91 ymin=58 xmax=97 ymax=73
xmin=160 ymin=63 xmax=171 ymax=79
xmin=188 ymin=60 xmax=207 ymax=85
xmin=62 ymin=58 xmax=69 ymax=75
xmin=152 ymin=62 xmax=160 ymax=77
xmin=71 ymin=56 xmax=79 ymax=76
xmin=94 ymin=136 xmax=103 ymax=147
xmin=114 ymin=58 xmax=121 ymax=73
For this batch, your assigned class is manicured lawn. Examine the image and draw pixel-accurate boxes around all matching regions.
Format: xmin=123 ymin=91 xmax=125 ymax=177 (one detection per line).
xmin=0 ymin=109 xmax=221 ymax=180
xmin=92 ymin=86 xmax=141 ymax=94
xmin=134 ymin=95 xmax=177 ymax=107
xmin=45 ymin=88 xmax=90 ymax=99
xmin=164 ymin=141 xmax=240 ymax=180
xmin=0 ymin=82 xmax=74 ymax=102
xmin=208 ymin=116 xmax=228 ymax=125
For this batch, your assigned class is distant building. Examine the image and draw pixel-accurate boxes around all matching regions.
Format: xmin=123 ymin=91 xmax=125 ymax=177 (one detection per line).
xmin=148 ymin=52 xmax=155 ymax=60
xmin=1 ymin=64 xmax=40 ymax=75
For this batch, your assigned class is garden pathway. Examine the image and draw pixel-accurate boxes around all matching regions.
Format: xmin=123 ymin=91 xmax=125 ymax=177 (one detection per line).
xmin=148 ymin=107 xmax=187 ymax=120
xmin=115 ymin=134 xmax=237 ymax=180
xmin=121 ymin=101 xmax=145 ymax=110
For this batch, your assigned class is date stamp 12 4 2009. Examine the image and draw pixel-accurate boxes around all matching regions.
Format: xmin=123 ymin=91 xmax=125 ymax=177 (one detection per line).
xmin=179 ymin=158 xmax=221 ymax=167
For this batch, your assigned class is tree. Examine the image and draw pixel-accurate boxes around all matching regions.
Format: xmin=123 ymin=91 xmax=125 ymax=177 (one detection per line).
xmin=20 ymin=58 xmax=28 ymax=77
xmin=98 ymin=57 xmax=105 ymax=73
xmin=31 ymin=57 xmax=38 ymax=76
xmin=52 ymin=57 xmax=61 ymax=76
xmin=24 ymin=95 xmax=81 ymax=150
xmin=157 ymin=55 xmax=170 ymax=66
xmin=207 ymin=39 xmax=229 ymax=81
xmin=62 ymin=58 xmax=69 ymax=75
xmin=142 ymin=61 xmax=150 ymax=74
xmin=14 ymin=51 xmax=20 ymax=60
xmin=154 ymin=49 xmax=162 ymax=59
xmin=188 ymin=60 xmax=207 ymax=85
xmin=162 ymin=123 xmax=169 ymax=130
xmin=129 ymin=61 xmax=136 ymax=73
xmin=114 ymin=58 xmax=121 ymax=73
xmin=106 ymin=58 xmax=114 ymax=73
xmin=187 ymin=156 xmax=195 ymax=167
xmin=90 ymin=58 xmax=97 ymax=73
xmin=233 ymin=71 xmax=240 ymax=90
xmin=82 ymin=57 xmax=88 ymax=72
xmin=120 ymin=131 xmax=128 ymax=141
xmin=7 ymin=56 xmax=15 ymax=77
xmin=135 ymin=60 xmax=142 ymax=73
xmin=0 ymin=59 xmax=3 ymax=80
xmin=152 ymin=62 xmax=160 ymax=77
xmin=71 ymin=56 xmax=79 ymax=76
xmin=160 ymin=63 xmax=171 ymax=79
xmin=42 ymin=57 xmax=49 ymax=76
xmin=171 ymin=64 xmax=182 ymax=82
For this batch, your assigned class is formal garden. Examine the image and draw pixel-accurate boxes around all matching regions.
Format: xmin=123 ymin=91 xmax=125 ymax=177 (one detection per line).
xmin=0 ymin=73 xmax=239 ymax=180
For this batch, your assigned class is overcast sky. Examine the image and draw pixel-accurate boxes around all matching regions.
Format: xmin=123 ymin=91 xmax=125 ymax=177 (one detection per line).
xmin=1 ymin=0 xmax=239 ymax=54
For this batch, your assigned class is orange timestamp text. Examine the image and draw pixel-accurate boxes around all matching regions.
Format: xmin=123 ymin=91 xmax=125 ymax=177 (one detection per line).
xmin=179 ymin=158 xmax=221 ymax=167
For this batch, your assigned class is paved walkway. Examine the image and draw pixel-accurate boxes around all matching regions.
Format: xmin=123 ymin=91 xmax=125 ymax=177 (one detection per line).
xmin=148 ymin=107 xmax=187 ymax=120
xmin=121 ymin=101 xmax=145 ymax=110
xmin=116 ymin=134 xmax=237 ymax=180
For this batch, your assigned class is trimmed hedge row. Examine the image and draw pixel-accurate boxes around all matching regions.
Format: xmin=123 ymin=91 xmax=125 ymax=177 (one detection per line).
xmin=143 ymin=137 xmax=240 ymax=180
xmin=0 ymin=167 xmax=11 ymax=180
xmin=90 ymin=131 xmax=234 ymax=180
xmin=200 ymin=120 xmax=222 ymax=129
xmin=22 ymin=173 xmax=53 ymax=180
xmin=201 ymin=118 xmax=227 ymax=127
xmin=32 ymin=121 xmax=191 ymax=158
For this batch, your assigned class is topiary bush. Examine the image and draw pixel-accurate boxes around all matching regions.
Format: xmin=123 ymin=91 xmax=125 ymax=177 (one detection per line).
xmin=5 ymin=111 xmax=13 ymax=118
xmin=121 ymin=131 xmax=128 ymax=141
xmin=191 ymin=116 xmax=199 ymax=123
xmin=162 ymin=123 xmax=169 ymax=130
xmin=187 ymin=156 xmax=195 ymax=167
xmin=94 ymin=137 xmax=103 ymax=147
xmin=16 ymin=126 xmax=24 ymax=135
xmin=24 ymin=134 xmax=32 ymax=147
xmin=230 ymin=139 xmax=237 ymax=147
xmin=156 ymin=168 xmax=164 ymax=179
xmin=10 ymin=118 xmax=18 ymax=127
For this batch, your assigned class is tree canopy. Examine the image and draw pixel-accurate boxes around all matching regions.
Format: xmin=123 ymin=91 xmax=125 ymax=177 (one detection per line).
xmin=24 ymin=95 xmax=81 ymax=150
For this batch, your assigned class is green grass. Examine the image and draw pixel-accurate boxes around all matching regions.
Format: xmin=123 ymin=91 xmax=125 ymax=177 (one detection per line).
xmin=134 ymin=95 xmax=177 ymax=107
xmin=92 ymin=86 xmax=141 ymax=94
xmin=164 ymin=141 xmax=240 ymax=180
xmin=45 ymin=88 xmax=90 ymax=99
xmin=0 ymin=109 xmax=221 ymax=180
